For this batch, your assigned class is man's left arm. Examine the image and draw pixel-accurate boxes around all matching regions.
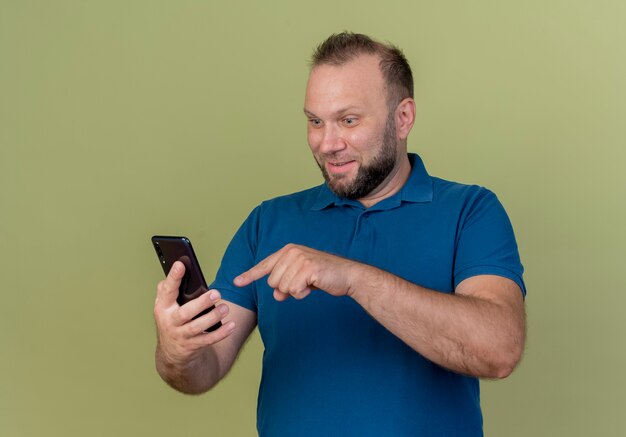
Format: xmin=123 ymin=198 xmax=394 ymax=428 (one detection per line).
xmin=234 ymin=244 xmax=525 ymax=379
xmin=349 ymin=262 xmax=525 ymax=379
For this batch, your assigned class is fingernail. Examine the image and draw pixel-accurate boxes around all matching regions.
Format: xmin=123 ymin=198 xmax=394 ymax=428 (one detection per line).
xmin=218 ymin=305 xmax=228 ymax=315
xmin=234 ymin=276 xmax=243 ymax=285
xmin=209 ymin=291 xmax=219 ymax=301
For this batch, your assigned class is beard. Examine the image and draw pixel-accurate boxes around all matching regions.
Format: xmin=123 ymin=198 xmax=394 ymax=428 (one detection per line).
xmin=316 ymin=112 xmax=398 ymax=200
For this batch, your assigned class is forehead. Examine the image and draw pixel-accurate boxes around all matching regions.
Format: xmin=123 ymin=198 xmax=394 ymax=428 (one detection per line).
xmin=305 ymin=54 xmax=388 ymax=115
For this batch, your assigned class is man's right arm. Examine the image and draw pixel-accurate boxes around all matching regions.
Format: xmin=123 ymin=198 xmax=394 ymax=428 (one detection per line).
xmin=154 ymin=261 xmax=257 ymax=394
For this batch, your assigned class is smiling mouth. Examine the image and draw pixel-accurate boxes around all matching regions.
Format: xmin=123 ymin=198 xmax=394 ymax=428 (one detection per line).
xmin=324 ymin=159 xmax=356 ymax=176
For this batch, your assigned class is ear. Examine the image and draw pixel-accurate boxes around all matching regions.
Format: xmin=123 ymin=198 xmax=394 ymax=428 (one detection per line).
xmin=395 ymin=98 xmax=416 ymax=140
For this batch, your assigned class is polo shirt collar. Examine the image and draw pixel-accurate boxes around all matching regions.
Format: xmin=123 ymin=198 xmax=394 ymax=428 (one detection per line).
xmin=310 ymin=153 xmax=433 ymax=211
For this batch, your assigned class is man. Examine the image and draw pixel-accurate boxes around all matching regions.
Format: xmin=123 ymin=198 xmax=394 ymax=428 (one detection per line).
xmin=154 ymin=32 xmax=526 ymax=436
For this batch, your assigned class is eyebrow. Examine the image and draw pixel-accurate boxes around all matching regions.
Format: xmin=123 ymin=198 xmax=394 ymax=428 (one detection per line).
xmin=303 ymin=106 xmax=360 ymax=118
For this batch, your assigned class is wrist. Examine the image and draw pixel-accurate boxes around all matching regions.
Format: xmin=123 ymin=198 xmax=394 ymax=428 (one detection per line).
xmin=156 ymin=344 xmax=210 ymax=392
xmin=345 ymin=262 xmax=375 ymax=300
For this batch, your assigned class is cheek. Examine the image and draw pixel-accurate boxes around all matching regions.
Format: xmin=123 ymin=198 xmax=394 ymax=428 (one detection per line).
xmin=347 ymin=130 xmax=375 ymax=153
xmin=307 ymin=129 xmax=322 ymax=151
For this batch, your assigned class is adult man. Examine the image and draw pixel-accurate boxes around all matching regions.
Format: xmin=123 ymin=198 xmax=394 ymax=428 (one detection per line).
xmin=154 ymin=32 xmax=526 ymax=436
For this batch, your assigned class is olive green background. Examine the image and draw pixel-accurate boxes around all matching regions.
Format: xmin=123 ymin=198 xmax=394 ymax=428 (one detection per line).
xmin=1 ymin=1 xmax=624 ymax=436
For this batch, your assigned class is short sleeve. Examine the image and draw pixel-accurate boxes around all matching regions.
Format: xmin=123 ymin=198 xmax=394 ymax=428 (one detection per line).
xmin=453 ymin=189 xmax=526 ymax=296
xmin=208 ymin=206 xmax=261 ymax=312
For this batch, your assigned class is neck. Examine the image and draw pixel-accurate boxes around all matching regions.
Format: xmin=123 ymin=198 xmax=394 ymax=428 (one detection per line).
xmin=358 ymin=154 xmax=412 ymax=208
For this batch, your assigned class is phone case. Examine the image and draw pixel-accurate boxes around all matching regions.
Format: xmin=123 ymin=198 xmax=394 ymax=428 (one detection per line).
xmin=151 ymin=235 xmax=222 ymax=332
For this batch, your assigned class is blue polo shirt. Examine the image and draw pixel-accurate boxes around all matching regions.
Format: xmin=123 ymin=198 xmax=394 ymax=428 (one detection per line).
xmin=210 ymin=153 xmax=525 ymax=437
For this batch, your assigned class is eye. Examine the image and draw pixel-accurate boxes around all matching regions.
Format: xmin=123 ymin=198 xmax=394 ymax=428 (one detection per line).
xmin=342 ymin=117 xmax=358 ymax=126
xmin=308 ymin=118 xmax=322 ymax=128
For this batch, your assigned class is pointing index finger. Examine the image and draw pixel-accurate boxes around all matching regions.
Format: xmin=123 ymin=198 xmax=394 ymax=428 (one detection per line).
xmin=234 ymin=253 xmax=278 ymax=287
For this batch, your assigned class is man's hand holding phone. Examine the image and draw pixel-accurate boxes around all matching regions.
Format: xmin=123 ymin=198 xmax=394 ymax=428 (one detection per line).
xmin=153 ymin=261 xmax=236 ymax=392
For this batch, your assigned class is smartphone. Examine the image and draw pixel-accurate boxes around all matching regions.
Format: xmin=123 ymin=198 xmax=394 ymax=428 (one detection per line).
xmin=151 ymin=235 xmax=222 ymax=332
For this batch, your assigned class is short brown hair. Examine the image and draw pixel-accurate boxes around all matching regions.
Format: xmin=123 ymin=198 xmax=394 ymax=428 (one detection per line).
xmin=311 ymin=32 xmax=414 ymax=108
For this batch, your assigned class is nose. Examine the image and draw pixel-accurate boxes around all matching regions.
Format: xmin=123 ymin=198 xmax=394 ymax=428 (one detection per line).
xmin=314 ymin=124 xmax=346 ymax=155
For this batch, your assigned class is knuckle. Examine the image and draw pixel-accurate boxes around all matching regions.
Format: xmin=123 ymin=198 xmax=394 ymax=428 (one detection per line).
xmin=154 ymin=304 xmax=172 ymax=324
xmin=162 ymin=280 xmax=177 ymax=295
xmin=156 ymin=314 xmax=173 ymax=334
xmin=276 ymin=277 xmax=287 ymax=291
xmin=202 ymin=315 xmax=217 ymax=333
xmin=185 ymin=322 xmax=201 ymax=337
xmin=168 ymin=305 xmax=189 ymax=325
xmin=285 ymin=244 xmax=299 ymax=255
xmin=176 ymin=306 xmax=190 ymax=324
xmin=267 ymin=276 xmax=278 ymax=289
